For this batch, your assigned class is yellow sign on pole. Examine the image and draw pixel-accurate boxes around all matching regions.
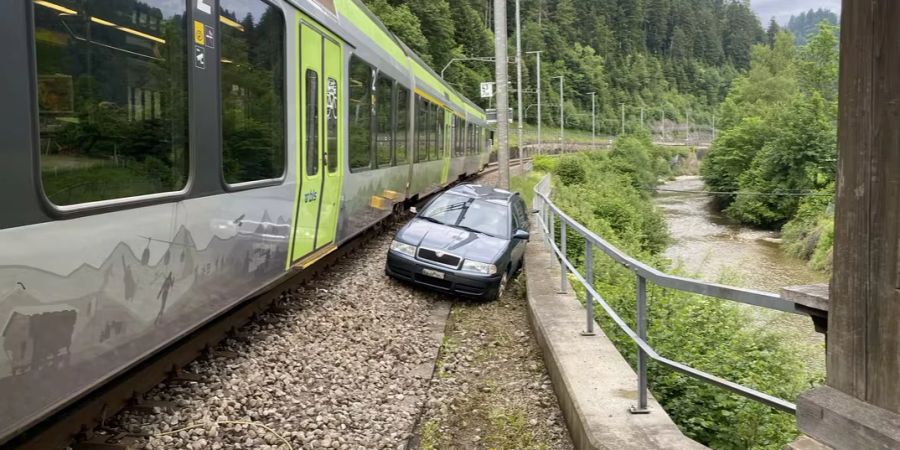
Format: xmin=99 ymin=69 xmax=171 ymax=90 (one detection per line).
xmin=194 ymin=20 xmax=205 ymax=46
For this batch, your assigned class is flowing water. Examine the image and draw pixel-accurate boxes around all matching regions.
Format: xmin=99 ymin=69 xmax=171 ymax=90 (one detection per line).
xmin=655 ymin=176 xmax=826 ymax=377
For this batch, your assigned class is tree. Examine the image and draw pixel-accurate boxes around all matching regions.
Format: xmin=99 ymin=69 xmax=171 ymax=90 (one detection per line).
xmin=766 ymin=18 xmax=781 ymax=47
xmin=797 ymin=22 xmax=839 ymax=101
xmin=786 ymin=8 xmax=838 ymax=45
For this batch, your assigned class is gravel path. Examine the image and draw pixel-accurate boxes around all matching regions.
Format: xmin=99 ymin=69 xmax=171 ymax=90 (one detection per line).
xmin=410 ymin=280 xmax=573 ymax=450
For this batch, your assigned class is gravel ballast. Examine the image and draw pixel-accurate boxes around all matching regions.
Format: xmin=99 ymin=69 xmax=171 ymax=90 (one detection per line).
xmin=108 ymin=223 xmax=452 ymax=450
xmin=411 ymin=279 xmax=574 ymax=450
xmin=103 ymin=169 xmax=575 ymax=450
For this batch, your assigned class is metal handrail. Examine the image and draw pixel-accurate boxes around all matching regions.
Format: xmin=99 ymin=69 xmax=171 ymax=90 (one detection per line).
xmin=532 ymin=174 xmax=802 ymax=414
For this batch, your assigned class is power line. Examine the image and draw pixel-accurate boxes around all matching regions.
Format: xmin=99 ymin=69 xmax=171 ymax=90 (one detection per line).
xmin=649 ymin=187 xmax=834 ymax=197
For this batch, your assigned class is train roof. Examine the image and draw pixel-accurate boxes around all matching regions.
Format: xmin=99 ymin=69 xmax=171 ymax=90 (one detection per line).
xmin=338 ymin=0 xmax=487 ymax=121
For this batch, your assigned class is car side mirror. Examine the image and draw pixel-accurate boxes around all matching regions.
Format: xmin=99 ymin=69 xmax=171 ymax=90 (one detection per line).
xmin=410 ymin=206 xmax=418 ymax=214
xmin=513 ymin=229 xmax=530 ymax=240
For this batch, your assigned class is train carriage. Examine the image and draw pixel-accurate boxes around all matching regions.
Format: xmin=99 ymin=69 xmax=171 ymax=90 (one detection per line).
xmin=0 ymin=0 xmax=490 ymax=445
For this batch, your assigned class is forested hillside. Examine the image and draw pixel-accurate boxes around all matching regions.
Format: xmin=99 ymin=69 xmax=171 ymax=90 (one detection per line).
xmin=786 ymin=9 xmax=839 ymax=45
xmin=363 ymin=0 xmax=764 ymax=135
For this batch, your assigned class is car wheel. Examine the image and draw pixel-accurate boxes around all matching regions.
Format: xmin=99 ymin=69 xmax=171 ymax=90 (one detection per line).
xmin=490 ymin=271 xmax=509 ymax=301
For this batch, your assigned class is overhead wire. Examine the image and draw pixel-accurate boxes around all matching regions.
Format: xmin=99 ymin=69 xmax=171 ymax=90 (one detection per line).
xmin=648 ymin=187 xmax=833 ymax=197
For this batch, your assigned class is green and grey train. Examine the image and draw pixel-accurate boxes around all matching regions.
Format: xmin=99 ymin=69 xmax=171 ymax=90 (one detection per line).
xmin=0 ymin=0 xmax=491 ymax=443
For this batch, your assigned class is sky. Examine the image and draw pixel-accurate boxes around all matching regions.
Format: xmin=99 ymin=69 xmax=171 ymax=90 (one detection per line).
xmin=751 ymin=0 xmax=841 ymax=25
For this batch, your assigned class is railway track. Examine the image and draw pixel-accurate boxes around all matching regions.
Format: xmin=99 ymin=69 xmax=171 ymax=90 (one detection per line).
xmin=3 ymin=168 xmax=502 ymax=450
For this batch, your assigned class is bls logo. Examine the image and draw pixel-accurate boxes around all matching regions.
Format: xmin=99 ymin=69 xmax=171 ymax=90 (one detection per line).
xmin=303 ymin=191 xmax=318 ymax=203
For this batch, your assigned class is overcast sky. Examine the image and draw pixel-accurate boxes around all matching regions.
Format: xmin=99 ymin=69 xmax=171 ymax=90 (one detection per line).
xmin=751 ymin=0 xmax=841 ymax=25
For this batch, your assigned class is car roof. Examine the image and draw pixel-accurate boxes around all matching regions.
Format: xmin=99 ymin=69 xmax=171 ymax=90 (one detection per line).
xmin=444 ymin=184 xmax=518 ymax=206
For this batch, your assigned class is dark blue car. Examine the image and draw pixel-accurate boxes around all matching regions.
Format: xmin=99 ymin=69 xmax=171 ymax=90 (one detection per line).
xmin=386 ymin=184 xmax=530 ymax=300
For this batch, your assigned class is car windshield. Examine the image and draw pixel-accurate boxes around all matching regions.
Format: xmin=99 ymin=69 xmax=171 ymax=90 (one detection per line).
xmin=420 ymin=192 xmax=509 ymax=238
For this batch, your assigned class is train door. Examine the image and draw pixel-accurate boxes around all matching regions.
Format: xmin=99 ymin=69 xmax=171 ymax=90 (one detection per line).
xmin=290 ymin=17 xmax=343 ymax=267
xmin=440 ymin=108 xmax=452 ymax=185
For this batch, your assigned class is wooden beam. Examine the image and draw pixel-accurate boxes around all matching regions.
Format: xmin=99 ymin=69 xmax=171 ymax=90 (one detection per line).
xmin=830 ymin=0 xmax=874 ymax=403
xmin=865 ymin=0 xmax=900 ymax=413
xmin=831 ymin=0 xmax=900 ymax=414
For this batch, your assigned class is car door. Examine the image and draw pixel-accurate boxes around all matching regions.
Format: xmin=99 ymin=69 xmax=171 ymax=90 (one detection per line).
xmin=510 ymin=198 xmax=528 ymax=269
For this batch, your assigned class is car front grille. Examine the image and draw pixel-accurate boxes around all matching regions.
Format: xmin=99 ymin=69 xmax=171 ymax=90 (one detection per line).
xmin=417 ymin=248 xmax=461 ymax=268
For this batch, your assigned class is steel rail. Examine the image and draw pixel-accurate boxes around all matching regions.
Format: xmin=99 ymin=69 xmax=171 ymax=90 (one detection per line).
xmin=532 ymin=174 xmax=801 ymax=414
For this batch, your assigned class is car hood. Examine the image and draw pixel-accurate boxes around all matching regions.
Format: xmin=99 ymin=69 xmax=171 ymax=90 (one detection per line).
xmin=398 ymin=218 xmax=509 ymax=263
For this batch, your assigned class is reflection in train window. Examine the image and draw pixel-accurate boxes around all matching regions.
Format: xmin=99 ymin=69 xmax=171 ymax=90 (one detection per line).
xmin=415 ymin=95 xmax=426 ymax=163
xmin=305 ymin=69 xmax=319 ymax=176
xmin=375 ymin=75 xmax=394 ymax=167
xmin=435 ymin=108 xmax=444 ymax=161
xmin=220 ymin=0 xmax=286 ymax=184
xmin=33 ymin=0 xmax=188 ymax=206
xmin=395 ymin=85 xmax=409 ymax=165
xmin=349 ymin=56 xmax=374 ymax=171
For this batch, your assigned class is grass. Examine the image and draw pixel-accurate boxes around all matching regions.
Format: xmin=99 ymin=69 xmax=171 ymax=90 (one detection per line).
xmin=510 ymin=171 xmax=546 ymax=208
xmin=42 ymin=165 xmax=163 ymax=205
xmin=509 ymin=124 xmax=614 ymax=148
xmin=419 ymin=419 xmax=443 ymax=450
xmin=434 ymin=335 xmax=459 ymax=379
xmin=485 ymin=408 xmax=547 ymax=450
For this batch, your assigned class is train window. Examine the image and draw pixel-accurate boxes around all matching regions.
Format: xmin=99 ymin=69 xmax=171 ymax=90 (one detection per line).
xmin=477 ymin=126 xmax=483 ymax=154
xmin=305 ymin=69 xmax=319 ymax=176
xmin=375 ymin=75 xmax=393 ymax=167
xmin=326 ymin=77 xmax=339 ymax=173
xmin=435 ymin=108 xmax=445 ymax=160
xmin=395 ymin=85 xmax=409 ymax=165
xmin=415 ymin=96 xmax=426 ymax=162
xmin=221 ymin=0 xmax=286 ymax=184
xmin=456 ymin=117 xmax=465 ymax=156
xmin=33 ymin=0 xmax=188 ymax=206
xmin=424 ymin=103 xmax=433 ymax=161
xmin=413 ymin=94 xmax=425 ymax=162
xmin=349 ymin=56 xmax=374 ymax=171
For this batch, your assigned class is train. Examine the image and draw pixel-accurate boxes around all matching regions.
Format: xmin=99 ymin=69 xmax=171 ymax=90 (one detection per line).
xmin=0 ymin=0 xmax=492 ymax=444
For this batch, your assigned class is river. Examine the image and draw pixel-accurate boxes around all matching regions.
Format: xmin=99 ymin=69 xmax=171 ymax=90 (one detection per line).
xmin=655 ymin=176 xmax=826 ymax=377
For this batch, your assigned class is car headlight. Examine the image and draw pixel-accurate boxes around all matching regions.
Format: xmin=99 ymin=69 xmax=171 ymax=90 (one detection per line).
xmin=390 ymin=240 xmax=417 ymax=257
xmin=461 ymin=259 xmax=497 ymax=275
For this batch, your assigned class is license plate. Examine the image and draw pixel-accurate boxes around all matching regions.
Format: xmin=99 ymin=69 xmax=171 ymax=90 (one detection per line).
xmin=422 ymin=268 xmax=445 ymax=279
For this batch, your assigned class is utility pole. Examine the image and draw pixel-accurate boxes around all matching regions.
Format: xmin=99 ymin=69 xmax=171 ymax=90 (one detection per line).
xmin=526 ymin=51 xmax=542 ymax=154
xmin=660 ymin=110 xmax=665 ymax=142
xmin=515 ymin=0 xmax=524 ymax=173
xmin=551 ymin=76 xmax=564 ymax=151
xmin=589 ymin=92 xmax=596 ymax=149
xmin=686 ymin=110 xmax=691 ymax=144
xmin=620 ymin=103 xmax=625 ymax=136
xmin=712 ymin=115 xmax=717 ymax=142
xmin=640 ymin=107 xmax=644 ymax=130
xmin=493 ymin=0 xmax=510 ymax=189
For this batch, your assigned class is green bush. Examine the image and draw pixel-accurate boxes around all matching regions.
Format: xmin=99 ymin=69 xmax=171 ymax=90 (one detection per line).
xmin=532 ymin=154 xmax=558 ymax=173
xmin=553 ymin=155 xmax=587 ymax=185
xmin=781 ymin=186 xmax=835 ymax=273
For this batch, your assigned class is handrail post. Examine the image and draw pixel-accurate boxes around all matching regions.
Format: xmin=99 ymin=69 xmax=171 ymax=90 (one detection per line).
xmin=559 ymin=221 xmax=568 ymax=294
xmin=581 ymin=242 xmax=596 ymax=336
xmin=630 ymin=274 xmax=651 ymax=414
xmin=548 ymin=210 xmax=556 ymax=269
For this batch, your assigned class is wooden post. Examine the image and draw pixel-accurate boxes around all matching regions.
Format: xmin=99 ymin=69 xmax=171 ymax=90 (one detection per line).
xmin=830 ymin=0 xmax=900 ymax=414
xmin=796 ymin=1 xmax=900 ymax=448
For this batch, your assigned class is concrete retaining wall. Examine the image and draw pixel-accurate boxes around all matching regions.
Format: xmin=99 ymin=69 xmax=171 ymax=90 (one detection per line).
xmin=524 ymin=219 xmax=706 ymax=450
